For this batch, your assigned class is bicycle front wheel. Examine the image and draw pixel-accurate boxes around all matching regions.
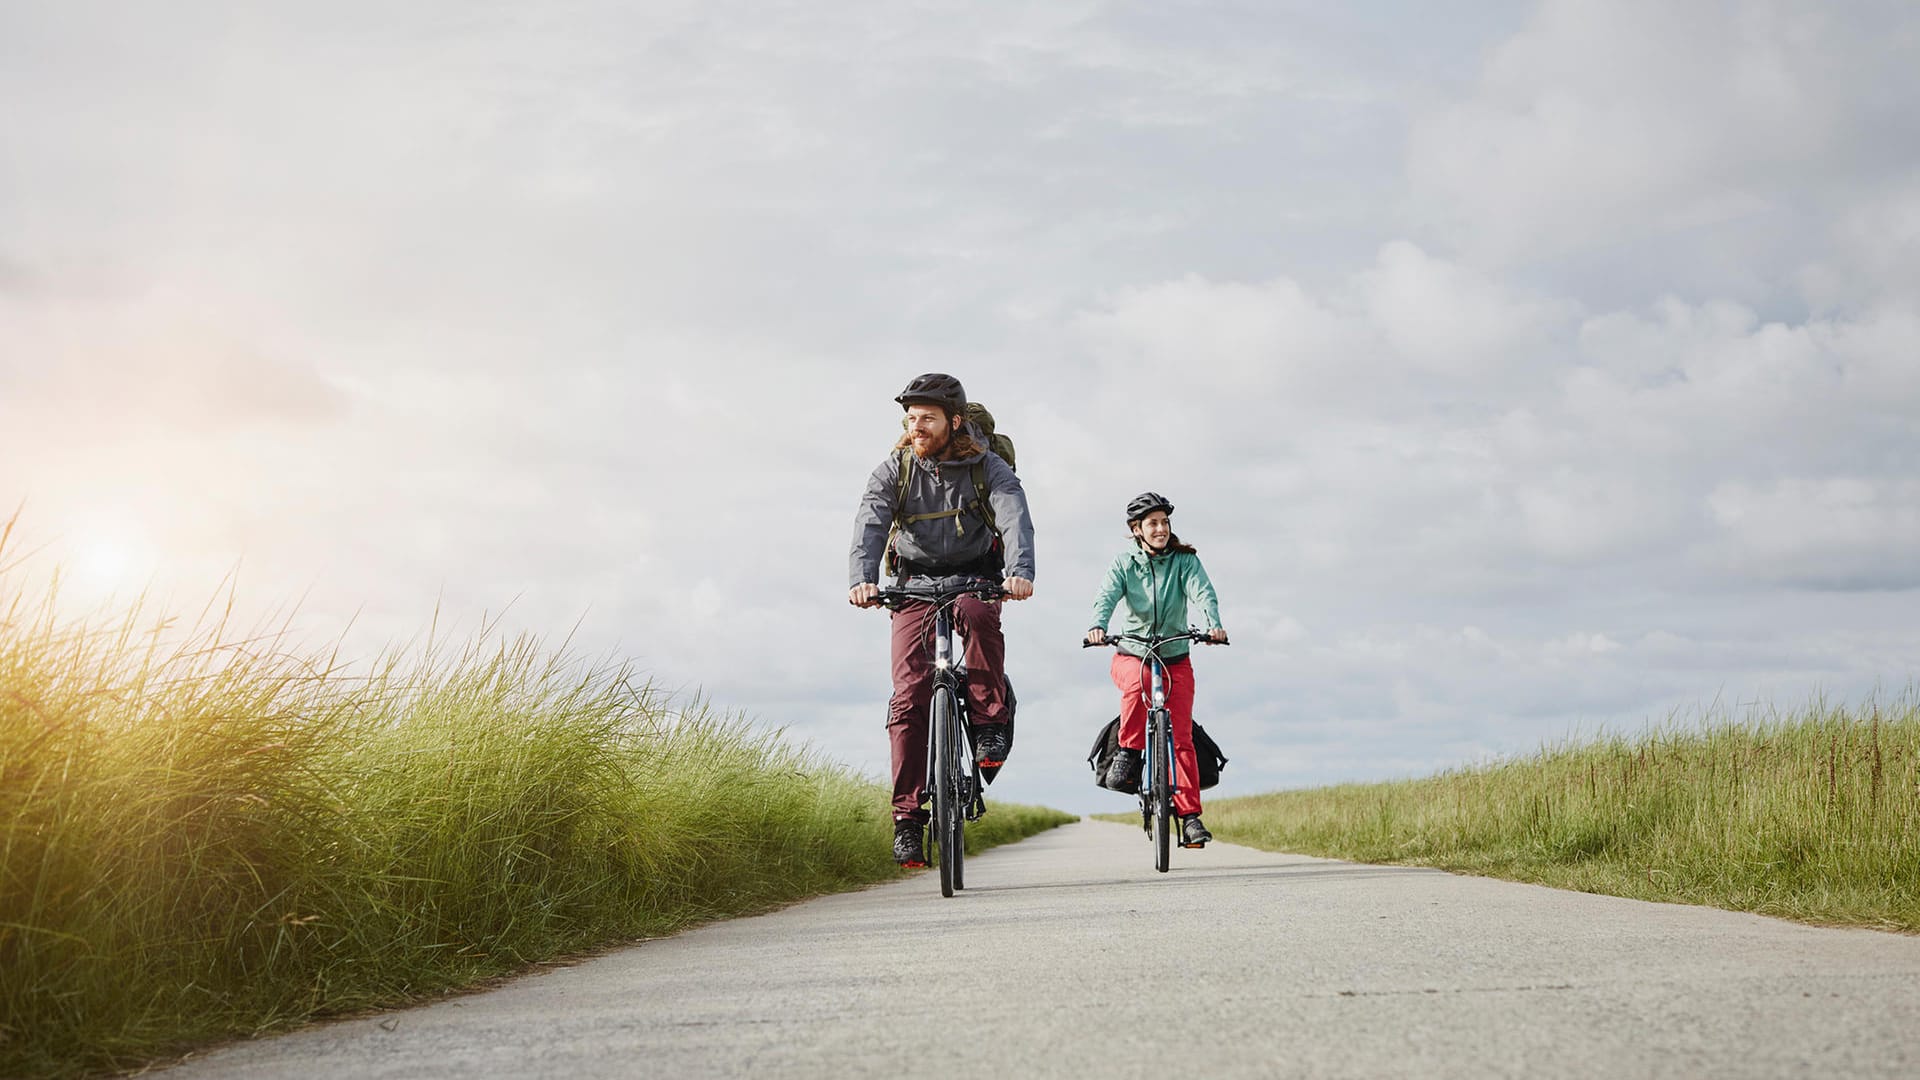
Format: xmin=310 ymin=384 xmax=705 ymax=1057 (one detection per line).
xmin=932 ymin=686 xmax=959 ymax=898
xmin=1151 ymin=710 xmax=1172 ymax=873
xmin=949 ymin=715 xmax=968 ymax=891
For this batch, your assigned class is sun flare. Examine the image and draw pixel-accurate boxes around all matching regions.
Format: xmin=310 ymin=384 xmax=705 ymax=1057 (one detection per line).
xmin=64 ymin=530 xmax=157 ymax=599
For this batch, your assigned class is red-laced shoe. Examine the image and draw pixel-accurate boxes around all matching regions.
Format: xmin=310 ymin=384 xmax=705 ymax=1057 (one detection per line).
xmin=972 ymin=724 xmax=1011 ymax=768
xmin=892 ymin=819 xmax=927 ymax=867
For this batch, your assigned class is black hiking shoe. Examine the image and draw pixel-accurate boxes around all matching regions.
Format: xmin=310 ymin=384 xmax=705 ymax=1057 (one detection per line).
xmin=1179 ymin=815 xmax=1212 ymax=848
xmin=1104 ymin=748 xmax=1142 ymax=793
xmin=972 ymin=724 xmax=1011 ymax=768
xmin=893 ymin=819 xmax=927 ymax=867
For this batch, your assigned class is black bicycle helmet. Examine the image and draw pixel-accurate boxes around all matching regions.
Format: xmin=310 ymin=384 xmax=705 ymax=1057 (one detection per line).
xmin=1126 ymin=491 xmax=1174 ymax=524
xmin=894 ymin=372 xmax=967 ymax=414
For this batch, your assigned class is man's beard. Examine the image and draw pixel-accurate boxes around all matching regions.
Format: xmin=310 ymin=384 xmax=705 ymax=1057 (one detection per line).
xmin=911 ymin=428 xmax=952 ymax=459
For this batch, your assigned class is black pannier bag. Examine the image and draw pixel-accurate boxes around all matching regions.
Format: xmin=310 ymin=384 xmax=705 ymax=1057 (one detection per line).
xmin=1192 ymin=722 xmax=1228 ymax=789
xmin=1088 ymin=716 xmax=1228 ymax=790
xmin=1087 ymin=717 xmax=1121 ymax=788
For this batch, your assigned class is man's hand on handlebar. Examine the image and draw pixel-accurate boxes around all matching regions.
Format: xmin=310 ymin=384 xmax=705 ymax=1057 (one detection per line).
xmin=848 ymin=583 xmax=881 ymax=608
xmin=1002 ymin=576 xmax=1034 ymax=601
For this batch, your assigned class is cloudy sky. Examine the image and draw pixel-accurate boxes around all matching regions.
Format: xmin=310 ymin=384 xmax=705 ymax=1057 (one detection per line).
xmin=4 ymin=1 xmax=1917 ymax=813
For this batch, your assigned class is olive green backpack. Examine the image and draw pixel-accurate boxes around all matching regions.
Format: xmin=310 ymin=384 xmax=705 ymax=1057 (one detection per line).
xmin=964 ymin=402 xmax=1016 ymax=472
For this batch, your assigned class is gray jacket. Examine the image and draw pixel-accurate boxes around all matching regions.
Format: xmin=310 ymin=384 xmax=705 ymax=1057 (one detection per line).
xmin=849 ymin=434 xmax=1035 ymax=586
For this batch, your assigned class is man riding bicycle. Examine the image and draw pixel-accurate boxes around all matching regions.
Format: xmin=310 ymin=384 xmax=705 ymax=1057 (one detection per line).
xmin=848 ymin=374 xmax=1035 ymax=867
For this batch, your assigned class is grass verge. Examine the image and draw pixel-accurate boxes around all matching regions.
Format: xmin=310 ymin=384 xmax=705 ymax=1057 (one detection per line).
xmin=0 ymin=570 xmax=1071 ymax=1077
xmin=1202 ymin=696 xmax=1920 ymax=932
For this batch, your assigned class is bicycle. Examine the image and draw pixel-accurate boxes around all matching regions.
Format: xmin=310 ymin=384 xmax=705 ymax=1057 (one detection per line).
xmin=876 ymin=579 xmax=1008 ymax=897
xmin=1084 ymin=628 xmax=1227 ymax=873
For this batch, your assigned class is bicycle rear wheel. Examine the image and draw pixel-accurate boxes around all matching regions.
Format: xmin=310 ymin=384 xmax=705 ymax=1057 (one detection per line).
xmin=1151 ymin=709 xmax=1172 ymax=873
xmin=932 ymin=687 xmax=959 ymax=898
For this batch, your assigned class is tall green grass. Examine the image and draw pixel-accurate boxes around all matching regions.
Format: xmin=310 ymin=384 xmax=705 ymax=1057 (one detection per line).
xmin=0 ymin=560 xmax=1071 ymax=1077
xmin=1208 ymin=696 xmax=1920 ymax=932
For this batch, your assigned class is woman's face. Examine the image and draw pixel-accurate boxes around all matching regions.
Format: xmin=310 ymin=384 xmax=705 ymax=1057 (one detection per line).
xmin=1134 ymin=510 xmax=1171 ymax=551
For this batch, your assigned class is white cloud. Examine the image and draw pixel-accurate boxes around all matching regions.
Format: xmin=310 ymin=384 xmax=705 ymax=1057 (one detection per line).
xmin=1407 ymin=0 xmax=1920 ymax=271
xmin=1707 ymin=477 xmax=1920 ymax=589
xmin=1362 ymin=240 xmax=1575 ymax=376
xmin=1546 ymin=632 xmax=1621 ymax=658
xmin=1071 ymin=273 xmax=1365 ymax=405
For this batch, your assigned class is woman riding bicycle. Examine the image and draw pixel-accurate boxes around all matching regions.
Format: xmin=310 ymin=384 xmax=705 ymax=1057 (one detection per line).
xmin=1085 ymin=492 xmax=1228 ymax=848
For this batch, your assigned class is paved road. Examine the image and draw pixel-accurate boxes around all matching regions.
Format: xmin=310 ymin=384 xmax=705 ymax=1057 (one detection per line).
xmin=165 ymin=819 xmax=1920 ymax=1079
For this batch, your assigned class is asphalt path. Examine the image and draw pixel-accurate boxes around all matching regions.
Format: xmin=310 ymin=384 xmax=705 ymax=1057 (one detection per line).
xmin=165 ymin=819 xmax=1920 ymax=1079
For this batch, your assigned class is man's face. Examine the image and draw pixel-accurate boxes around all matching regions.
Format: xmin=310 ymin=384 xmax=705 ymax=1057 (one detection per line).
xmin=904 ymin=404 xmax=957 ymax=459
xmin=1133 ymin=510 xmax=1171 ymax=550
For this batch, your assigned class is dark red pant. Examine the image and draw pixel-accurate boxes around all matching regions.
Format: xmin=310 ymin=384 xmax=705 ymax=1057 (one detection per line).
xmin=1112 ymin=653 xmax=1201 ymax=817
xmin=889 ymin=597 xmax=1008 ymax=822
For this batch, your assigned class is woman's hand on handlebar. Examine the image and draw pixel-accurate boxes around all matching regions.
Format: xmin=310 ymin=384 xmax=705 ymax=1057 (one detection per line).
xmin=1002 ymin=576 xmax=1034 ymax=601
xmin=848 ymin=583 xmax=881 ymax=608
xmin=1206 ymin=627 xmax=1229 ymax=644
xmin=1083 ymin=627 xmax=1108 ymax=647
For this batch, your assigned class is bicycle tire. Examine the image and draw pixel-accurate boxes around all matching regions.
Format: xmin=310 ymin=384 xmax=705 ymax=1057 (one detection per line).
xmin=951 ymin=774 xmax=967 ymax=890
xmin=932 ymin=686 xmax=958 ymax=898
xmin=950 ymin=717 xmax=968 ymax=890
xmin=1151 ymin=709 xmax=1172 ymax=873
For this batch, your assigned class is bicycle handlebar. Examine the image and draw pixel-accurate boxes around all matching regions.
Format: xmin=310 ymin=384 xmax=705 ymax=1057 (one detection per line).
xmin=1082 ymin=628 xmax=1229 ymax=649
xmin=874 ymin=581 xmax=1009 ymax=610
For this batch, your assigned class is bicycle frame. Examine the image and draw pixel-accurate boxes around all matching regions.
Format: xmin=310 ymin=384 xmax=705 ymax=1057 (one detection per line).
xmin=1131 ymin=650 xmax=1177 ymax=872
xmin=920 ymin=597 xmax=988 ymax=823
xmin=1136 ymin=645 xmax=1167 ymax=814
xmin=875 ymin=580 xmax=1005 ymax=896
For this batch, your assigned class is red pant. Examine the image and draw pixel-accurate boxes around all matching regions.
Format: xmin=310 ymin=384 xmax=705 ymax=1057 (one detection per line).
xmin=888 ymin=597 xmax=1009 ymax=822
xmin=1111 ymin=653 xmax=1201 ymax=817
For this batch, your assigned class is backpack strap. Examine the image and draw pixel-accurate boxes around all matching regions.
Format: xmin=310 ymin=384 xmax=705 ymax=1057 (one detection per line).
xmin=884 ymin=451 xmax=1003 ymax=576
xmin=883 ymin=449 xmax=911 ymax=576
xmin=970 ymin=461 xmax=998 ymax=536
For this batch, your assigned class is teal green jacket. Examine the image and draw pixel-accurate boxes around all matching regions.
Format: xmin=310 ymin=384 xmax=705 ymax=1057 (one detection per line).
xmin=1089 ymin=546 xmax=1222 ymax=660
